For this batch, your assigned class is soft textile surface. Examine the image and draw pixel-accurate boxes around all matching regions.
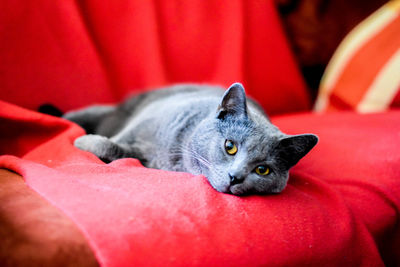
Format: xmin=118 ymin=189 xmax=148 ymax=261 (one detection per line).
xmin=0 ymin=0 xmax=309 ymax=115
xmin=0 ymin=169 xmax=99 ymax=266
xmin=1 ymin=101 xmax=399 ymax=266
xmin=315 ymin=0 xmax=400 ymax=113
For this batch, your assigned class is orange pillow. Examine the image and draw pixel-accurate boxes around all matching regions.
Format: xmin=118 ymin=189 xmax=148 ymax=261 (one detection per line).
xmin=315 ymin=0 xmax=400 ymax=113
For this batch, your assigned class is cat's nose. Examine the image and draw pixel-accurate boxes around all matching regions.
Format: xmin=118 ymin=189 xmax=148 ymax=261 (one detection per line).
xmin=229 ymin=173 xmax=244 ymax=185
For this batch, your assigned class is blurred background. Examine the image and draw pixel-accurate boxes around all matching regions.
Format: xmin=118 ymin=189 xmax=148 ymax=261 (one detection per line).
xmin=276 ymin=0 xmax=387 ymax=99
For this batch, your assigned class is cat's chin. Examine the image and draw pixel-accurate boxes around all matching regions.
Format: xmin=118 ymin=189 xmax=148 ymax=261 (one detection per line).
xmin=229 ymin=183 xmax=285 ymax=195
xmin=212 ymin=182 xmax=253 ymax=196
xmin=207 ymin=175 xmax=286 ymax=195
xmin=228 ymin=185 xmax=245 ymax=195
xmin=228 ymin=184 xmax=250 ymax=196
xmin=208 ymin=182 xmax=235 ymax=195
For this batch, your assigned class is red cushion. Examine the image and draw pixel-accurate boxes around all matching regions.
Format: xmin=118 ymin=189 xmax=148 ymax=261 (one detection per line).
xmin=314 ymin=1 xmax=400 ymax=113
xmin=1 ymin=101 xmax=399 ymax=266
xmin=0 ymin=1 xmax=309 ymax=115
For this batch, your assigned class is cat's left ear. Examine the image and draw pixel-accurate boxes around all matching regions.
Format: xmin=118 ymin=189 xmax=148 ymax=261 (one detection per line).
xmin=276 ymin=134 xmax=318 ymax=169
xmin=217 ymin=83 xmax=247 ymax=119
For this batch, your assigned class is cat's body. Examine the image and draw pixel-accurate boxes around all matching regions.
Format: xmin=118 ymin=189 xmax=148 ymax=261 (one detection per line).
xmin=64 ymin=83 xmax=317 ymax=195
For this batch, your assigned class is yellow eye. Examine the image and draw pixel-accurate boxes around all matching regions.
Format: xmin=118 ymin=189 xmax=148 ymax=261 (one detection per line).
xmin=255 ymin=165 xmax=270 ymax=176
xmin=225 ymin=140 xmax=238 ymax=155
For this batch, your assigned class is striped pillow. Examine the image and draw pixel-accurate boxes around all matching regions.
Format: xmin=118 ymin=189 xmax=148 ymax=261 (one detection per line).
xmin=314 ymin=0 xmax=400 ymax=113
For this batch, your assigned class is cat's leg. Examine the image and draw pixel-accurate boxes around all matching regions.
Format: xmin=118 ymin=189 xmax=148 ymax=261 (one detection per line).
xmin=63 ymin=105 xmax=115 ymax=134
xmin=74 ymin=134 xmax=135 ymax=163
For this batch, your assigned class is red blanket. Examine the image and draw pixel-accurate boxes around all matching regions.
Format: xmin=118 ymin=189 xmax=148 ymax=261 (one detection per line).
xmin=1 ymin=101 xmax=399 ymax=266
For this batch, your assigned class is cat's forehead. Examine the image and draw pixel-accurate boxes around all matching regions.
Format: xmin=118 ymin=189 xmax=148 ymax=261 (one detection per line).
xmin=217 ymin=115 xmax=280 ymax=144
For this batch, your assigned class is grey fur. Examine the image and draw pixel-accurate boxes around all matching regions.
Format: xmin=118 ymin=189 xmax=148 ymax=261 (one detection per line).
xmin=64 ymin=83 xmax=318 ymax=195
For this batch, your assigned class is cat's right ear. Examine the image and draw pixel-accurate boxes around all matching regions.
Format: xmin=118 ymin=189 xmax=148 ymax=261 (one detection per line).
xmin=275 ymin=134 xmax=319 ymax=169
xmin=217 ymin=83 xmax=248 ymax=119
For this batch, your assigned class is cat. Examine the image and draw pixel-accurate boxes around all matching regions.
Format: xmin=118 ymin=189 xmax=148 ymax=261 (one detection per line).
xmin=64 ymin=83 xmax=318 ymax=195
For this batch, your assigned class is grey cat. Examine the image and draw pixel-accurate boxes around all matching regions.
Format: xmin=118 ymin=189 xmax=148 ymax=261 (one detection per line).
xmin=64 ymin=83 xmax=318 ymax=195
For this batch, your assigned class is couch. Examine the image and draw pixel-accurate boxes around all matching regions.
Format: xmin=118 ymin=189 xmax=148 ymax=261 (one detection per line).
xmin=1 ymin=1 xmax=399 ymax=266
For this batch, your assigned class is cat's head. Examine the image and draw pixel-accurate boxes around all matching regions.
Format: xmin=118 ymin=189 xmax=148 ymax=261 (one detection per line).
xmin=190 ymin=83 xmax=318 ymax=195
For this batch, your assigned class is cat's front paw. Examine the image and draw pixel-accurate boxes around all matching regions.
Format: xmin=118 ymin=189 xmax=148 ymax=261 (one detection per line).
xmin=74 ymin=134 xmax=113 ymax=161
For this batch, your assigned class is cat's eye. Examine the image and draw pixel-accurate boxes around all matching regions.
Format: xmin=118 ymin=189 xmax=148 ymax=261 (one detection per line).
xmin=225 ymin=140 xmax=238 ymax=155
xmin=255 ymin=165 xmax=270 ymax=176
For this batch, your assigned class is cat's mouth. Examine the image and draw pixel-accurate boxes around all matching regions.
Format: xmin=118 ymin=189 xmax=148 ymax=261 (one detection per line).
xmin=228 ymin=184 xmax=247 ymax=195
xmin=228 ymin=181 xmax=284 ymax=195
xmin=209 ymin=179 xmax=243 ymax=195
xmin=208 ymin=174 xmax=281 ymax=195
xmin=209 ymin=178 xmax=249 ymax=195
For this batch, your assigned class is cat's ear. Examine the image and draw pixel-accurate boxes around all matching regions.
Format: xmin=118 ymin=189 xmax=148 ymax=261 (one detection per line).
xmin=217 ymin=83 xmax=247 ymax=119
xmin=276 ymin=134 xmax=318 ymax=169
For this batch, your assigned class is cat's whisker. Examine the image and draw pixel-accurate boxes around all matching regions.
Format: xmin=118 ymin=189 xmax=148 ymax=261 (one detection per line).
xmin=176 ymin=145 xmax=230 ymax=186
xmin=177 ymin=145 xmax=212 ymax=166
xmin=121 ymin=139 xmax=225 ymax=183
xmin=131 ymin=139 xmax=215 ymax=171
